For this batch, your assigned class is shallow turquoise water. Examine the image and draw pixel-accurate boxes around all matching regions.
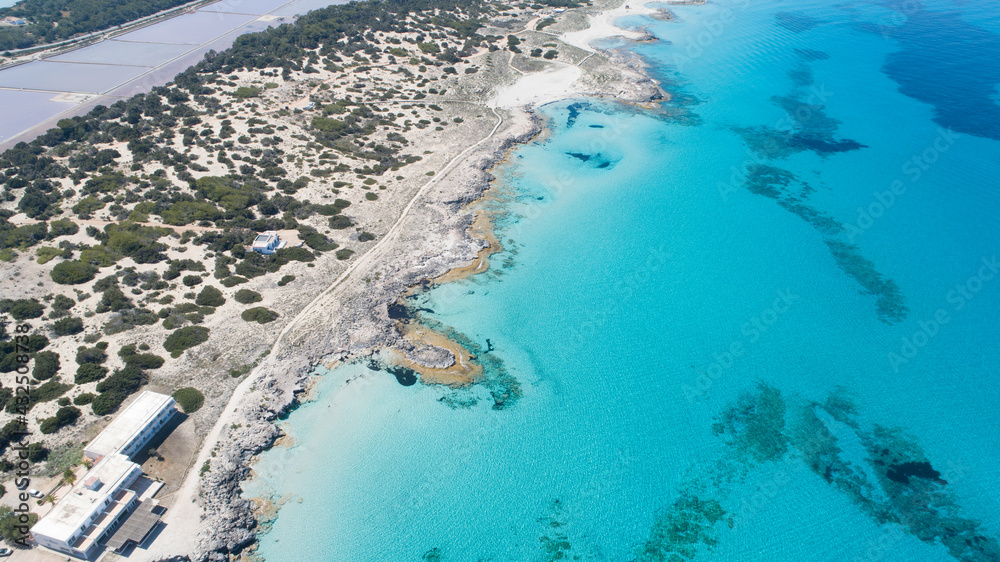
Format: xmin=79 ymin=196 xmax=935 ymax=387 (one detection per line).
xmin=246 ymin=0 xmax=1000 ymax=560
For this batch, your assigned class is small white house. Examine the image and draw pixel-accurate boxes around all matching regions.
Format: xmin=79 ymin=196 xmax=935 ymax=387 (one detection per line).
xmin=251 ymin=231 xmax=285 ymax=255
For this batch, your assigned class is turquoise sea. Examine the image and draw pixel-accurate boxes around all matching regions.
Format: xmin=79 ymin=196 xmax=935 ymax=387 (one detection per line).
xmin=245 ymin=0 xmax=1000 ymax=560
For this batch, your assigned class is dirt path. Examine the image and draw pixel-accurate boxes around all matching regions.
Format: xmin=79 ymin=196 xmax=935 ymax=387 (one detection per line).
xmin=142 ymin=105 xmax=505 ymax=560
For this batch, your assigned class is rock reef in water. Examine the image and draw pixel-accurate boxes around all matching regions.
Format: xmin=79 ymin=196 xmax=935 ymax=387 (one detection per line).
xmin=640 ymin=384 xmax=1000 ymax=562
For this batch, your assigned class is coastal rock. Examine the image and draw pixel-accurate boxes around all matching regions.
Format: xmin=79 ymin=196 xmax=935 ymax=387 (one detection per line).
xmin=406 ymin=344 xmax=457 ymax=369
xmin=179 ymin=109 xmax=542 ymax=561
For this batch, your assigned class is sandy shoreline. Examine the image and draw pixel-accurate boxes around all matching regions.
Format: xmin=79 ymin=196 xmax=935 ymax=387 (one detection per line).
xmin=142 ymin=1 xmax=669 ymax=559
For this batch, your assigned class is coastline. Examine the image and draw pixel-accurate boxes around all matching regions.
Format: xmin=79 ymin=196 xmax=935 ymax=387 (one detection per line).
xmin=145 ymin=1 xmax=668 ymax=559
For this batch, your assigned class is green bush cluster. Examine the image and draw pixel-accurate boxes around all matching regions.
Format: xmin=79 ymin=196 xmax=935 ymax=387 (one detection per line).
xmin=221 ymin=276 xmax=249 ymax=287
xmin=0 ymin=334 xmax=48 ymax=374
xmin=51 ymin=261 xmax=98 ymax=285
xmin=163 ymin=326 xmax=210 ymax=357
xmin=75 ymin=364 xmax=108 ymax=384
xmin=241 ymin=307 xmax=279 ymax=324
xmin=32 ymin=351 xmax=60 ymax=381
xmin=52 ymin=316 xmax=84 ymax=336
xmin=172 ymin=387 xmax=205 ymax=413
xmin=195 ymin=285 xmax=226 ymax=307
xmin=75 ymin=344 xmax=107 ymax=365
xmin=234 ymin=289 xmax=262 ymax=304
xmin=39 ymin=406 xmax=81 ymax=434
xmin=6 ymin=378 xmax=72 ymax=413
xmin=0 ymin=298 xmax=45 ymax=320
xmin=91 ymin=391 xmax=125 ymax=416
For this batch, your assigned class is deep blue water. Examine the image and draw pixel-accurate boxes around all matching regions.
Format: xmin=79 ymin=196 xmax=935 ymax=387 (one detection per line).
xmin=246 ymin=0 xmax=1000 ymax=560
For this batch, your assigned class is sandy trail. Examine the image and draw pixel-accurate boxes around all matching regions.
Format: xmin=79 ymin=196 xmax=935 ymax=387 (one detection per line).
xmin=140 ymin=106 xmax=505 ymax=560
xmin=140 ymin=0 xmax=664 ymax=556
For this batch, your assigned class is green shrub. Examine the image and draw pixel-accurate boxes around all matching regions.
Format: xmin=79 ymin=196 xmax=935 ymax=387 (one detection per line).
xmin=39 ymin=406 xmax=81 ymax=434
xmin=365 ymin=192 xmax=378 ymax=201
xmin=96 ymin=364 xmax=146 ymax=394
xmin=52 ymin=294 xmax=77 ymax=310
xmin=234 ymin=289 xmax=262 ymax=304
xmin=221 ymin=276 xmax=249 ymax=287
xmin=51 ymin=261 xmax=98 ymax=285
xmin=328 ymin=215 xmax=353 ymax=229
xmin=336 ymin=249 xmax=355 ymax=260
xmin=0 ymin=299 xmax=45 ymax=320
xmin=233 ymin=86 xmax=262 ymax=98
xmin=97 ymin=285 xmax=133 ymax=313
xmin=6 ymin=379 xmax=72 ymax=413
xmin=182 ymin=275 xmax=203 ymax=287
xmin=34 ymin=379 xmax=72 ymax=403
xmin=52 ymin=317 xmax=84 ymax=336
xmin=91 ymin=391 xmax=125 ymax=415
xmin=75 ymin=345 xmax=107 ymax=365
xmin=162 ymin=315 xmax=186 ymax=330
xmin=275 ymin=247 xmax=314 ymax=263
xmin=241 ymin=307 xmax=279 ymax=324
xmin=27 ymin=443 xmax=48 ymax=462
xmin=35 ymin=246 xmax=64 ymax=264
xmin=298 ymin=228 xmax=338 ymax=251
xmin=358 ymin=232 xmax=375 ymax=242
xmin=75 ymin=364 xmax=108 ymax=384
xmin=195 ymin=285 xmax=226 ymax=307
xmin=163 ymin=326 xmax=210 ymax=357
xmin=277 ymin=275 xmax=295 ymax=287
xmin=172 ymin=387 xmax=205 ymax=413
xmin=73 ymin=393 xmax=96 ymax=406
xmin=118 ymin=344 xmax=137 ymax=359
xmin=125 ymin=353 xmax=165 ymax=370
xmin=32 ymin=351 xmax=60 ymax=381
xmin=49 ymin=219 xmax=79 ymax=238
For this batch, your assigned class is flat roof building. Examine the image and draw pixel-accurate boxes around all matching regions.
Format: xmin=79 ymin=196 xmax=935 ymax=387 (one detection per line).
xmin=84 ymin=391 xmax=176 ymax=461
xmin=31 ymin=454 xmax=142 ymax=559
xmin=32 ymin=391 xmax=177 ymax=559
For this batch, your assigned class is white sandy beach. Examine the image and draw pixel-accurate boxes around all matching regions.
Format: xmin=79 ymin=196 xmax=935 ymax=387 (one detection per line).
xmin=489 ymin=63 xmax=583 ymax=108
xmin=561 ymin=0 xmax=661 ymax=52
xmin=490 ymin=0 xmax=661 ymax=110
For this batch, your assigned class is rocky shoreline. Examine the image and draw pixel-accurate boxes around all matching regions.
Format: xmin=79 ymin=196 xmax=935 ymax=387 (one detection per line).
xmin=173 ymin=108 xmax=542 ymax=561
xmin=158 ymin=18 xmax=665 ymax=562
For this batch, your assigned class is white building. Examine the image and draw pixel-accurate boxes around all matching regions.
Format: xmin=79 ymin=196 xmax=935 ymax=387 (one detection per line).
xmin=32 ymin=392 xmax=177 ymax=559
xmin=250 ymin=230 xmax=285 ymax=255
xmin=31 ymin=454 xmax=143 ymax=559
xmin=84 ymin=391 xmax=176 ymax=462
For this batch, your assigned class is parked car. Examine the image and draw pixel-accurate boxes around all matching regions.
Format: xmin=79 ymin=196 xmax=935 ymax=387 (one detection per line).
xmin=28 ymin=488 xmax=44 ymax=498
xmin=0 ymin=547 xmax=12 ymax=556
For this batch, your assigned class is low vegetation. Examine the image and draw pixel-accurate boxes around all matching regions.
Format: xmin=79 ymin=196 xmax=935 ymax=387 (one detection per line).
xmin=163 ymin=326 xmax=210 ymax=357
xmin=172 ymin=387 xmax=205 ymax=413
xmin=241 ymin=307 xmax=279 ymax=324
xmin=234 ymin=289 xmax=262 ymax=304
